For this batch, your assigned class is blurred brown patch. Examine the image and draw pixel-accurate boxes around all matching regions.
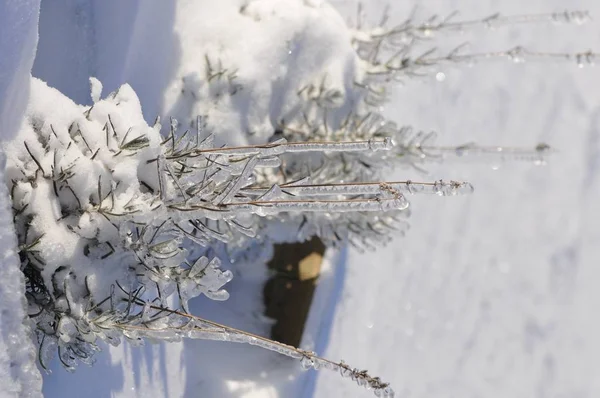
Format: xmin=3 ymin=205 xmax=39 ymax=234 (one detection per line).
xmin=263 ymin=237 xmax=326 ymax=347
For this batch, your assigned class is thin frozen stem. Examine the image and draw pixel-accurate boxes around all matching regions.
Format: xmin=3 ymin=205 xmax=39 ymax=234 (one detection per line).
xmin=353 ymin=8 xmax=597 ymax=106
xmin=420 ymin=142 xmax=553 ymax=165
xmin=394 ymin=129 xmax=554 ymax=166
xmin=366 ymin=46 xmax=598 ymax=79
xmin=425 ymin=46 xmax=598 ymax=67
xmin=357 ymin=9 xmax=591 ymax=43
xmin=114 ymin=305 xmax=395 ymax=397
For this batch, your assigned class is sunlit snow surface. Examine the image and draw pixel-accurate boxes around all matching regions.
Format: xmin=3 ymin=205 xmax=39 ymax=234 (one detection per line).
xmin=315 ymin=1 xmax=600 ymax=397
xmin=6 ymin=0 xmax=600 ymax=397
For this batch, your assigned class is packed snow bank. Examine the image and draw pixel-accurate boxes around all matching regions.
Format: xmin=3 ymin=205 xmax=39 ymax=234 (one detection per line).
xmin=0 ymin=1 xmax=44 ymax=397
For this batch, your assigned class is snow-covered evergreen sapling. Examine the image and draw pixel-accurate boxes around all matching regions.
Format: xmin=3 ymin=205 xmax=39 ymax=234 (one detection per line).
xmin=4 ymin=3 xmax=598 ymax=397
xmin=5 ymin=77 xmax=421 ymax=396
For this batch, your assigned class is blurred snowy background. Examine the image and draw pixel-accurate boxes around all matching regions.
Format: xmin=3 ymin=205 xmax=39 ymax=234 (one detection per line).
xmin=319 ymin=1 xmax=600 ymax=397
xmin=1 ymin=0 xmax=599 ymax=397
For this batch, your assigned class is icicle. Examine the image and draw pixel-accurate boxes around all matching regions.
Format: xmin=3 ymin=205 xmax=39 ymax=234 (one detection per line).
xmin=255 ymin=156 xmax=282 ymax=168
xmin=243 ymin=180 xmax=473 ymax=198
xmin=188 ymin=256 xmax=210 ymax=278
xmin=141 ymin=302 xmax=152 ymax=322
xmin=186 ymin=329 xmax=230 ymax=341
xmin=205 ymin=290 xmax=230 ymax=301
xmin=156 ymin=154 xmax=168 ymax=200
xmin=57 ymin=316 xmax=78 ymax=343
xmin=226 ymin=196 xmax=408 ymax=215
xmin=38 ymin=335 xmax=58 ymax=371
xmin=214 ymin=156 xmax=259 ymax=204
xmin=301 ymin=356 xmax=315 ymax=370
xmin=142 ymin=328 xmax=184 ymax=343
xmin=228 ymin=219 xmax=256 ymax=238
xmin=199 ymin=132 xmax=215 ymax=150
xmin=256 ymin=184 xmax=285 ymax=201
xmin=58 ymin=342 xmax=77 ymax=372
xmin=194 ymin=138 xmax=393 ymax=157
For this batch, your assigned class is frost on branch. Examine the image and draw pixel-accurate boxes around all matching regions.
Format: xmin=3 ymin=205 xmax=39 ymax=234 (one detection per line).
xmin=4 ymin=78 xmax=416 ymax=374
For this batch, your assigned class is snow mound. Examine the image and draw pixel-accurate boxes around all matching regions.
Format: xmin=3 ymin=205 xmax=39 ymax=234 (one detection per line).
xmin=162 ymin=0 xmax=358 ymax=146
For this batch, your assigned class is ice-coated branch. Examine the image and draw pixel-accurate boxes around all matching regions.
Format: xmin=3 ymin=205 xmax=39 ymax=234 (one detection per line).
xmin=112 ymin=304 xmax=395 ymax=398
xmin=392 ymin=127 xmax=554 ymax=167
xmin=188 ymin=137 xmax=393 ymax=156
xmin=354 ymin=8 xmax=591 ymax=44
xmin=9 ymin=0 xmax=586 ymax=393
xmin=275 ymin=109 xmax=551 ymax=184
xmin=419 ymin=46 xmax=597 ymax=68
xmin=363 ymin=46 xmax=598 ymax=81
xmin=418 ymin=142 xmax=553 ymax=165
xmin=242 ymin=179 xmax=474 ymax=197
xmin=350 ymin=7 xmax=597 ymax=106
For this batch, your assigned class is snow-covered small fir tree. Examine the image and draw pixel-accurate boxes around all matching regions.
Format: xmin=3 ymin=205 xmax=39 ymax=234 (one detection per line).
xmin=3 ymin=1 xmax=597 ymax=397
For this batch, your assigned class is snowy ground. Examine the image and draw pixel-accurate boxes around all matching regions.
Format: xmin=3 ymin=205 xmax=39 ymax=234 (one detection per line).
xmin=317 ymin=1 xmax=600 ymax=397
xmin=1 ymin=0 xmax=600 ymax=397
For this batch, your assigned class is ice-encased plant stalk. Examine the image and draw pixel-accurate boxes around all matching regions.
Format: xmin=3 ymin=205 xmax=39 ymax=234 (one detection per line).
xmin=113 ymin=303 xmax=396 ymax=397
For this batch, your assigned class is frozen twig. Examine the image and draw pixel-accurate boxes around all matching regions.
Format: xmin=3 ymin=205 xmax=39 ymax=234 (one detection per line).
xmin=242 ymin=179 xmax=474 ymax=197
xmin=113 ymin=304 xmax=396 ymax=397
xmin=351 ymin=8 xmax=596 ymax=106
xmin=355 ymin=9 xmax=591 ymax=44
xmin=393 ymin=127 xmax=554 ymax=166
xmin=363 ymin=46 xmax=598 ymax=82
